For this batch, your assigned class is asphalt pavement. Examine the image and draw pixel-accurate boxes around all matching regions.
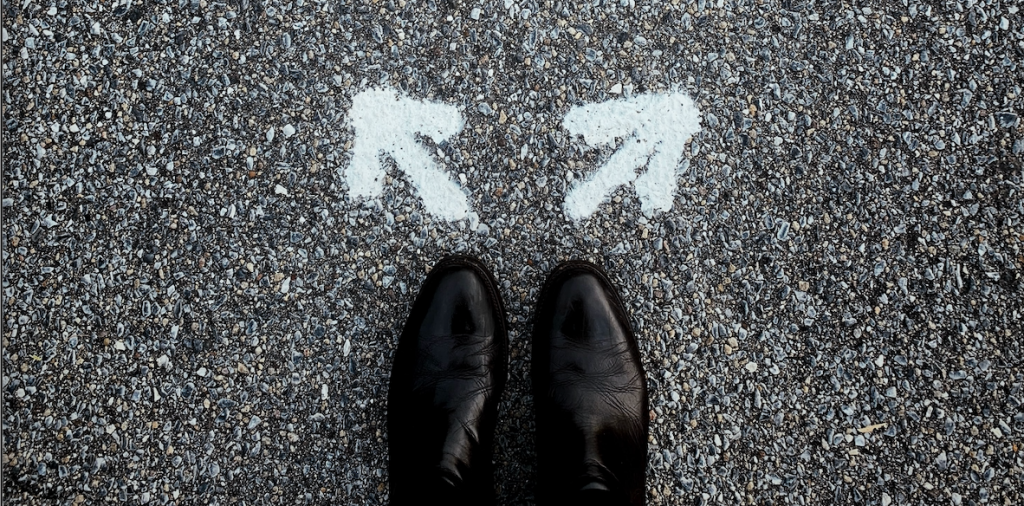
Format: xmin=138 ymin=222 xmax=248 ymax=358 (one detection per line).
xmin=2 ymin=0 xmax=1022 ymax=504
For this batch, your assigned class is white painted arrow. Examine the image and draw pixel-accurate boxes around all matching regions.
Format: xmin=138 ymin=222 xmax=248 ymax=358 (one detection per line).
xmin=562 ymin=92 xmax=702 ymax=220
xmin=345 ymin=87 xmax=470 ymax=220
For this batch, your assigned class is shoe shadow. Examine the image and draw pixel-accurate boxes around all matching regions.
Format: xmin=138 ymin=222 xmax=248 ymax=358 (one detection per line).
xmin=493 ymin=328 xmax=538 ymax=506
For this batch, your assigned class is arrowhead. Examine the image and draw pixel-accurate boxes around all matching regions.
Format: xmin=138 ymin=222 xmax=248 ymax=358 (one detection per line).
xmin=562 ymin=92 xmax=701 ymax=220
xmin=345 ymin=87 xmax=470 ymax=221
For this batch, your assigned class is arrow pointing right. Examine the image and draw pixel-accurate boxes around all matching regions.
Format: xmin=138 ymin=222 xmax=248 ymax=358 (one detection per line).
xmin=562 ymin=92 xmax=702 ymax=220
xmin=345 ymin=87 xmax=470 ymax=221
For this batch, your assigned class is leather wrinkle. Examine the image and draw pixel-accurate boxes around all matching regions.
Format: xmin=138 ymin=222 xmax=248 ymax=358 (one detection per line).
xmin=388 ymin=256 xmax=507 ymax=506
xmin=532 ymin=261 xmax=648 ymax=506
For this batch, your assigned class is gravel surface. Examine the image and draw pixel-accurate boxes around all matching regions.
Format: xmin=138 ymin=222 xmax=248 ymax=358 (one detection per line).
xmin=3 ymin=0 xmax=1023 ymax=504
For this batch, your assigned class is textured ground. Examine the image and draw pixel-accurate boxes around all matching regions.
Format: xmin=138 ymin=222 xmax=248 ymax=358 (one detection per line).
xmin=3 ymin=0 xmax=1023 ymax=504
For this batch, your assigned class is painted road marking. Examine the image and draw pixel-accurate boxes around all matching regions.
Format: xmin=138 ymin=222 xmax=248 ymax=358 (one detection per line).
xmin=344 ymin=88 xmax=700 ymax=222
xmin=346 ymin=87 xmax=470 ymax=221
xmin=562 ymin=92 xmax=702 ymax=220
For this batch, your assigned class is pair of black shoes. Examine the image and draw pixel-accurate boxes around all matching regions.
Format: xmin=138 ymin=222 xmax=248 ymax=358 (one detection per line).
xmin=387 ymin=256 xmax=649 ymax=506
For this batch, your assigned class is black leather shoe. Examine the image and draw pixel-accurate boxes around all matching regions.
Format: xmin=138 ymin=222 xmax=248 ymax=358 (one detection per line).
xmin=387 ymin=256 xmax=507 ymax=506
xmin=532 ymin=261 xmax=649 ymax=506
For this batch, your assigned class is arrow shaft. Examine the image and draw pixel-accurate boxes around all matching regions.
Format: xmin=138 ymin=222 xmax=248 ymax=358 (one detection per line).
xmin=564 ymin=137 xmax=653 ymax=220
xmin=390 ymin=138 xmax=469 ymax=221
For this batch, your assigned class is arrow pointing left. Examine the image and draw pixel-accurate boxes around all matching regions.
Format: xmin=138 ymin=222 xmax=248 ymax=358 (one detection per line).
xmin=345 ymin=87 xmax=470 ymax=221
